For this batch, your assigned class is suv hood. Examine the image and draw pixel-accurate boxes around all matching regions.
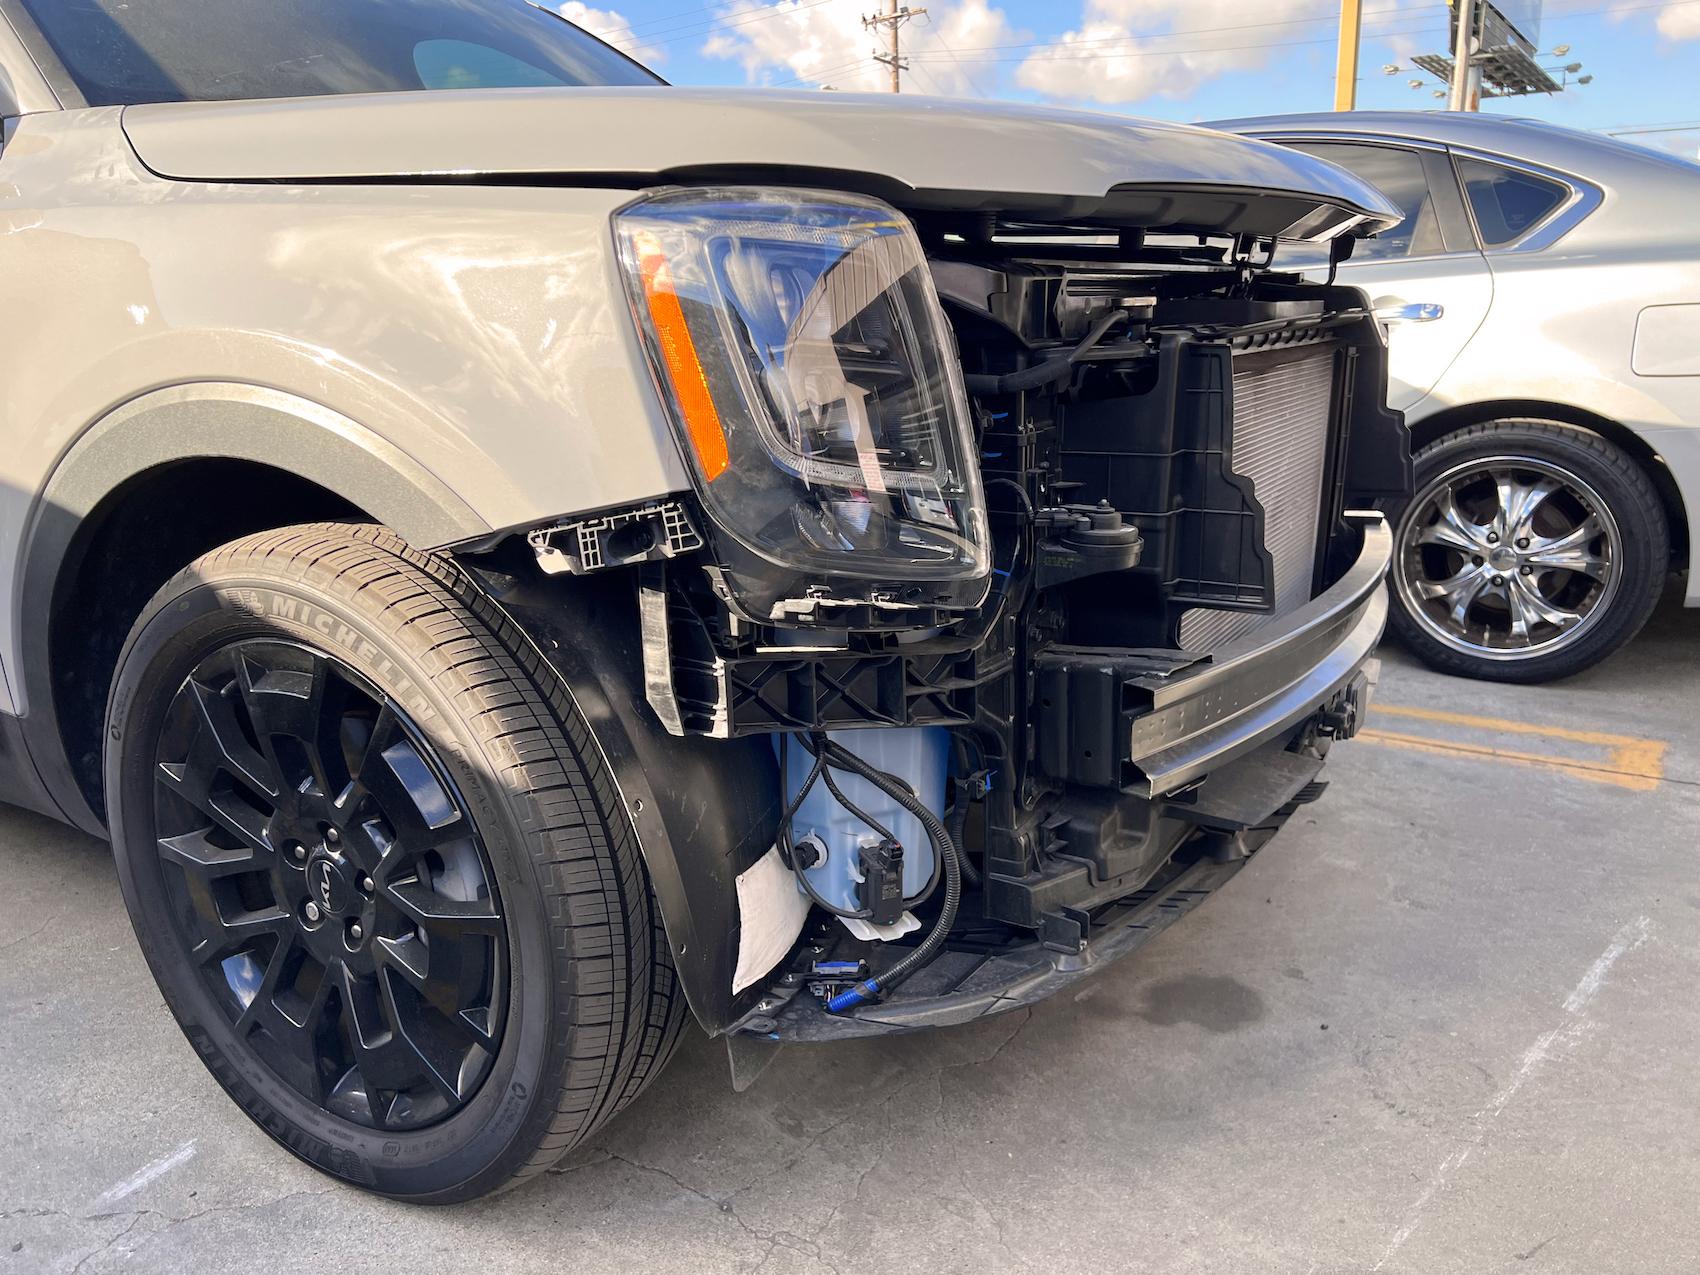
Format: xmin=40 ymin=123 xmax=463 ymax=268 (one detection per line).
xmin=121 ymin=87 xmax=1401 ymax=240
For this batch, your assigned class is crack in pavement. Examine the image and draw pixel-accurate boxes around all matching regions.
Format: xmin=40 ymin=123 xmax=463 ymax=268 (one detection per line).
xmin=598 ymin=1148 xmax=842 ymax=1274
xmin=67 ymin=1214 xmax=145 ymax=1275
xmin=5 ymin=1188 xmax=341 ymax=1274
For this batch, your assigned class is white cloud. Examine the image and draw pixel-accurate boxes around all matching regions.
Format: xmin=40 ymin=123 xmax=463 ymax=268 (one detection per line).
xmin=1610 ymin=0 xmax=1700 ymax=39
xmin=701 ymin=1 xmax=1021 ymax=95
xmin=554 ymin=2 xmax=665 ymax=64
xmin=1017 ymin=0 xmax=1330 ymax=105
xmin=1015 ymin=0 xmax=1424 ymax=106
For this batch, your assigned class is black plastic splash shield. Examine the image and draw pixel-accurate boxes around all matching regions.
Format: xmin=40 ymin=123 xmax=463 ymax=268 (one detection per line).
xmin=733 ymin=853 xmax=1245 ymax=1042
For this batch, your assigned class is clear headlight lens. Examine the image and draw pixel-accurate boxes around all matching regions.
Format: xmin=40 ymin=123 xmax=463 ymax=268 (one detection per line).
xmin=615 ymin=187 xmax=989 ymax=586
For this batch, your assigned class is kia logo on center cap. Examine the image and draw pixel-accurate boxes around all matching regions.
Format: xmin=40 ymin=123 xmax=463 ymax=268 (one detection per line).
xmin=311 ymin=857 xmax=352 ymax=916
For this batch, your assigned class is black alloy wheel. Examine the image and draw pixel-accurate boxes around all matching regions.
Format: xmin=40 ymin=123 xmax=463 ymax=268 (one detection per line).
xmin=153 ymin=639 xmax=507 ymax=1131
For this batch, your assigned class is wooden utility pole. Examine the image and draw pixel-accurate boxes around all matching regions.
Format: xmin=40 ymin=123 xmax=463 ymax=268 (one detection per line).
xmin=865 ymin=1 xmax=926 ymax=93
xmin=1333 ymin=0 xmax=1362 ymax=110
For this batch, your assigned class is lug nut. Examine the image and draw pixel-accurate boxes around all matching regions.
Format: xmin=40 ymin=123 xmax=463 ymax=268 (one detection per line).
xmin=1516 ymin=537 xmax=1530 ymax=549
xmin=289 ymin=842 xmax=308 ymax=863
xmin=1472 ymin=555 xmax=1484 ymax=566
xmin=324 ymin=827 xmax=340 ymax=846
xmin=1492 ymin=574 xmax=1505 ymax=586
xmin=1520 ymin=565 xmax=1533 ymax=576
xmin=304 ymin=901 xmax=322 ymax=923
xmin=1487 ymin=531 xmax=1500 ymax=544
xmin=347 ymin=921 xmax=364 ymax=943
xmin=359 ymin=874 xmax=375 ymax=894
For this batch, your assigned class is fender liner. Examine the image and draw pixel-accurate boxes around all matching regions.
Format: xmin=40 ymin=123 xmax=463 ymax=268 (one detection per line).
xmin=15 ymin=383 xmax=493 ymax=833
xmin=469 ymin=562 xmax=779 ymax=1037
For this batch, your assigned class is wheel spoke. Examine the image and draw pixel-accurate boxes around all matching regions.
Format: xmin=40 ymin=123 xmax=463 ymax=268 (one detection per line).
xmin=335 ymin=961 xmax=388 ymax=1051
xmin=158 ymin=828 xmax=268 ymax=880
xmin=186 ymin=677 xmax=278 ymax=801
xmin=1498 ymin=473 xmax=1561 ymax=540
xmin=1414 ymin=565 xmax=1478 ymax=602
xmin=374 ymin=931 xmax=498 ymax=1051
xmin=1506 ymin=572 xmax=1579 ymax=634
xmin=230 ymin=931 xmax=300 ymax=1031
xmin=1415 ymin=486 xmax=1486 ymax=555
xmin=1446 ymin=569 xmax=1492 ymax=627
xmin=351 ymin=705 xmax=470 ymax=849
xmin=377 ymin=967 xmax=469 ymax=1105
xmin=373 ymin=932 xmax=432 ymax=994
xmin=1525 ymin=515 xmax=1608 ymax=580
xmin=238 ymin=947 xmax=335 ymax=1105
xmin=158 ymin=761 xmax=275 ymax=854
xmin=384 ymin=879 xmax=502 ymax=939
xmin=234 ymin=649 xmax=337 ymax=799
xmin=190 ymin=905 xmax=293 ymax=967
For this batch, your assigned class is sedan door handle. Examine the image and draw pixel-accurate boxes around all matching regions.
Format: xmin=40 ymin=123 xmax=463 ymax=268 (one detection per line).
xmin=1373 ymin=300 xmax=1445 ymax=324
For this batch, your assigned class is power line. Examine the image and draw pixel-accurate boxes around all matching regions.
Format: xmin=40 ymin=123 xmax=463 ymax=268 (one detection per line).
xmin=1605 ymin=121 xmax=1700 ymax=135
xmin=905 ymin=21 xmax=1447 ymax=65
xmin=612 ymin=0 xmax=844 ymax=53
xmin=903 ymin=0 xmax=1694 ymax=67
xmin=899 ymin=2 xmax=1418 ymax=57
xmin=922 ymin=13 xmax=989 ymax=96
xmin=770 ymin=55 xmax=874 ymax=86
xmin=738 ymin=0 xmax=1698 ymax=93
xmin=899 ymin=0 xmax=1698 ymax=61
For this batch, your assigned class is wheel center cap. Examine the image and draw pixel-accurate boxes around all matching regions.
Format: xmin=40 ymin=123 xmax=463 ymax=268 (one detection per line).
xmin=1489 ymin=546 xmax=1518 ymax=572
xmin=308 ymin=853 xmax=356 ymax=917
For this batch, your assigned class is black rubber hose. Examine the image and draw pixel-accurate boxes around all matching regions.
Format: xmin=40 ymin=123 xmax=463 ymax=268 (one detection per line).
xmin=963 ymin=356 xmax=1073 ymax=397
xmin=947 ymin=787 xmax=981 ymax=888
xmin=963 ymin=308 xmax=1128 ymax=397
xmin=819 ymin=737 xmax=962 ymax=1011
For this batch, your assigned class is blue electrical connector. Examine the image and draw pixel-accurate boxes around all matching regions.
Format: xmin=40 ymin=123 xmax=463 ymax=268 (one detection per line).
xmin=826 ymin=978 xmax=882 ymax=1013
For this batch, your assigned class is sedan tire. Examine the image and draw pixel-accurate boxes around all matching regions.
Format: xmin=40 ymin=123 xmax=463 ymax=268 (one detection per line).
xmin=1386 ymin=420 xmax=1669 ymax=683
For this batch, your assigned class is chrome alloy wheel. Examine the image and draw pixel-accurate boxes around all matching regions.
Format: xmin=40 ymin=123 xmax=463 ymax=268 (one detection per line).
xmin=1394 ymin=456 xmax=1621 ymax=662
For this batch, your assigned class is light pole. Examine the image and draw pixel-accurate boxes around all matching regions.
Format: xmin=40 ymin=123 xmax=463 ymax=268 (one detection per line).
xmin=1448 ymin=0 xmax=1478 ymax=111
xmin=1334 ymin=0 xmax=1363 ymax=110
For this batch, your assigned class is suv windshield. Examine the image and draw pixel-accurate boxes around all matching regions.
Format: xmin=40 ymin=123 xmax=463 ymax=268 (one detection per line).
xmin=8 ymin=0 xmax=662 ymax=107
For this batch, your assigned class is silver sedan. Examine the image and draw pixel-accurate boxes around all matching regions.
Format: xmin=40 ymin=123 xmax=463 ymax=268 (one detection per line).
xmin=1218 ymin=110 xmax=1700 ymax=682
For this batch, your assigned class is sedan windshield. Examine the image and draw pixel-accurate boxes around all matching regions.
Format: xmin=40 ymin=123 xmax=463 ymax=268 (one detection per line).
xmin=8 ymin=0 xmax=662 ymax=107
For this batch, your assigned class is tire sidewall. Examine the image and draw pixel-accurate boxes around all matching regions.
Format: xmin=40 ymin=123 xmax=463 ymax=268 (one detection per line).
xmin=1383 ymin=421 xmax=1667 ymax=682
xmin=107 ymin=572 xmax=558 ymax=1200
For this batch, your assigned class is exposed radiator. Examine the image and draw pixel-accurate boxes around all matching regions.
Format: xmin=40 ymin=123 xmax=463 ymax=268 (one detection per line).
xmin=1178 ymin=347 xmax=1335 ymax=651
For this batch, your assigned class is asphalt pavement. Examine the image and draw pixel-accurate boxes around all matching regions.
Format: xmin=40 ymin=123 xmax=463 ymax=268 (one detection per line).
xmin=2 ymin=590 xmax=1696 ymax=1274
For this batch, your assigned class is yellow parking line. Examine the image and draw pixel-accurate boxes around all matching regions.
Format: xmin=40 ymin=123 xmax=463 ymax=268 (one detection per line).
xmin=1373 ymin=703 xmax=1650 ymax=748
xmin=1360 ymin=704 xmax=1668 ymax=792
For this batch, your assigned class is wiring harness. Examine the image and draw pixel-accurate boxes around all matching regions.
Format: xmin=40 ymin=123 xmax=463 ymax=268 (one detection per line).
xmin=777 ymin=733 xmax=964 ymax=1012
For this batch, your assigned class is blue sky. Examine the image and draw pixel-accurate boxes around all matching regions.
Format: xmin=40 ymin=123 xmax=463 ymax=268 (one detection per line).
xmin=560 ymin=0 xmax=1700 ymax=157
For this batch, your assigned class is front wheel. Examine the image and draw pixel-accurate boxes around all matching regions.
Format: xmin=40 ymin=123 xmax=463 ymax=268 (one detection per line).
xmin=1387 ymin=420 xmax=1669 ymax=683
xmin=105 ymin=524 xmax=684 ymax=1201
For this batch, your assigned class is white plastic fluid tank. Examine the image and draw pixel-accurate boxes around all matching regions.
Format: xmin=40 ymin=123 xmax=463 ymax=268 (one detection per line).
xmin=779 ymin=727 xmax=948 ymax=915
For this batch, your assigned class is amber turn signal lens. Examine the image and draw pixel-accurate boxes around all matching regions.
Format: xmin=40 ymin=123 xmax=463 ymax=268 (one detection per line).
xmin=632 ymin=230 xmax=730 ymax=482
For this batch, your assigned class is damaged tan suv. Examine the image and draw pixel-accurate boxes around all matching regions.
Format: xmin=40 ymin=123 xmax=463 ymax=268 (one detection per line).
xmin=0 ymin=0 xmax=1407 ymax=1201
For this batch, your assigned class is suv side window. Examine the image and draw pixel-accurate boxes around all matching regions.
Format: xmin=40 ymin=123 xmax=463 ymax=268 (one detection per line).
xmin=1291 ymin=142 xmax=1448 ymax=261
xmin=1454 ymin=156 xmax=1571 ymax=247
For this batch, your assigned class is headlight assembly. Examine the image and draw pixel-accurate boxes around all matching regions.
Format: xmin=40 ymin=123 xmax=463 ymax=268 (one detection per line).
xmin=615 ymin=187 xmax=989 ymax=622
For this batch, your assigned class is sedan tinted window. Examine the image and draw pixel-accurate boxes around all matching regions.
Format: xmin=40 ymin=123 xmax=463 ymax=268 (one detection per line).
xmin=1292 ymin=142 xmax=1448 ymax=261
xmin=11 ymin=0 xmax=660 ymax=107
xmin=1455 ymin=157 xmax=1571 ymax=246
